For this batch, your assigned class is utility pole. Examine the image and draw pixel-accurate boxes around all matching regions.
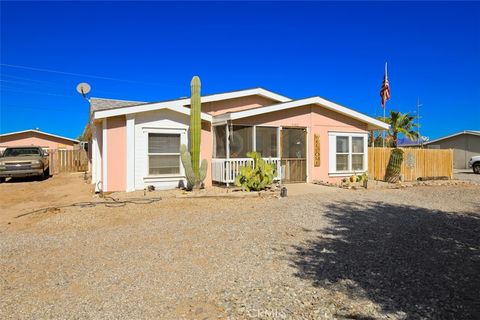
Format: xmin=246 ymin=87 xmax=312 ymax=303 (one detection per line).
xmin=416 ymin=97 xmax=423 ymax=147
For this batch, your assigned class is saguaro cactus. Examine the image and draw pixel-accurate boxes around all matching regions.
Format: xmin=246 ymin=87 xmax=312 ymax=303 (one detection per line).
xmin=385 ymin=148 xmax=404 ymax=183
xmin=180 ymin=76 xmax=208 ymax=190
xmin=190 ymin=76 xmax=201 ymax=176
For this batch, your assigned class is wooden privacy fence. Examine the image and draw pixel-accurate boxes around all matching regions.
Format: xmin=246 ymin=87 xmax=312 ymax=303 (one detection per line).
xmin=48 ymin=149 xmax=88 ymax=174
xmin=368 ymin=147 xmax=453 ymax=181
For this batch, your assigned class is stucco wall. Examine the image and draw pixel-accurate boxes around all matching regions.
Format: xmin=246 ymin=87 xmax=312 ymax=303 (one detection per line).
xmin=201 ymin=122 xmax=213 ymax=187
xmin=0 ymin=131 xmax=76 ymax=150
xmin=427 ymin=134 xmax=480 ymax=169
xmin=199 ymin=95 xmax=279 ymax=116
xmin=106 ymin=116 xmax=127 ymax=191
xmin=234 ymin=105 xmax=368 ymax=182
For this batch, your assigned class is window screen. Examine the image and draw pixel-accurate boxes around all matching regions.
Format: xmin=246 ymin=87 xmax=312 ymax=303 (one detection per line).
xmin=148 ymin=133 xmax=180 ymax=175
xmin=256 ymin=127 xmax=278 ymax=158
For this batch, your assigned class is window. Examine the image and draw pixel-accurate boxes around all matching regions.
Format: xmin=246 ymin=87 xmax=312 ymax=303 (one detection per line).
xmin=329 ymin=133 xmax=367 ymax=173
xmin=336 ymin=136 xmax=349 ymax=171
xmin=148 ymin=133 xmax=181 ymax=175
xmin=256 ymin=127 xmax=278 ymax=158
xmin=352 ymin=137 xmax=364 ymax=170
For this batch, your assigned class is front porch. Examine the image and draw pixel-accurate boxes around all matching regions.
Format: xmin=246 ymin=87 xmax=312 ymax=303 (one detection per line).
xmin=211 ymin=157 xmax=281 ymax=185
xmin=211 ymin=124 xmax=307 ymax=185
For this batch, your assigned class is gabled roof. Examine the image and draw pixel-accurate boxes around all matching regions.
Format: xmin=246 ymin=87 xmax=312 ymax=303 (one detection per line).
xmin=94 ymin=103 xmax=213 ymax=121
xmin=91 ymin=87 xmax=291 ymax=118
xmin=212 ymin=96 xmax=389 ymax=130
xmin=90 ymin=97 xmax=145 ymax=112
xmin=424 ymin=130 xmax=480 ymax=145
xmin=0 ymin=129 xmax=79 ymax=143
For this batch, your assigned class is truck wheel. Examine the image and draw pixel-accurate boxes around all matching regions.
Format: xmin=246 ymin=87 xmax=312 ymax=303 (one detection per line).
xmin=474 ymin=163 xmax=480 ymax=174
xmin=39 ymin=170 xmax=46 ymax=181
xmin=0 ymin=177 xmax=5 ymax=183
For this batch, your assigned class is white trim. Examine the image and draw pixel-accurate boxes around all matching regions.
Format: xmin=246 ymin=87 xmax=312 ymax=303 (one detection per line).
xmin=102 ymin=119 xmax=108 ymax=192
xmin=225 ymin=124 xmax=230 ymax=159
xmin=126 ymin=115 xmax=135 ymax=192
xmin=213 ymin=97 xmax=389 ymax=130
xmin=424 ymin=130 xmax=480 ymax=145
xmin=95 ymin=103 xmax=212 ymax=121
xmin=142 ymin=127 xmax=187 ymax=180
xmin=328 ymin=132 xmax=368 ymax=175
xmin=91 ymin=123 xmax=98 ymax=186
xmin=306 ymin=127 xmax=310 ymax=183
xmin=93 ymin=122 xmax=103 ymax=192
xmin=92 ymin=88 xmax=290 ymax=120
xmin=252 ymin=125 xmax=257 ymax=152
xmin=277 ymin=127 xmax=281 ymax=159
xmin=328 ymin=172 xmax=365 ymax=177
xmin=0 ymin=129 xmax=80 ymax=143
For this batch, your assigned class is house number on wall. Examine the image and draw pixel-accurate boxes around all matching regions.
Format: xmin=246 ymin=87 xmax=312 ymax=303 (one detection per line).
xmin=314 ymin=134 xmax=320 ymax=167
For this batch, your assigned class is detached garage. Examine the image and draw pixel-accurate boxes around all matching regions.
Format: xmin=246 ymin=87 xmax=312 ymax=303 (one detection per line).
xmin=425 ymin=130 xmax=480 ymax=169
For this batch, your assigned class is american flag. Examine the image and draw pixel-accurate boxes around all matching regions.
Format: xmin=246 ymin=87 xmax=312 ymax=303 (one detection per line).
xmin=380 ymin=62 xmax=390 ymax=108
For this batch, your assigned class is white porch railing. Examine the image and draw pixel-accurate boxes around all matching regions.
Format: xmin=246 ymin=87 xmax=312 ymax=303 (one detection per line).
xmin=212 ymin=158 xmax=281 ymax=185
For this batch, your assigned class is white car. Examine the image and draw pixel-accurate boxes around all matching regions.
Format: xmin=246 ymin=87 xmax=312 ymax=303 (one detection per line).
xmin=468 ymin=156 xmax=480 ymax=174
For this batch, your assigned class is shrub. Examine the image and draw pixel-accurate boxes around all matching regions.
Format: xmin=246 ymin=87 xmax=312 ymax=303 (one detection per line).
xmin=234 ymin=152 xmax=276 ymax=191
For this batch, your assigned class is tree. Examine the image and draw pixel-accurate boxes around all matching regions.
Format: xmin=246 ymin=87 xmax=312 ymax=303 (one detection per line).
xmin=378 ymin=111 xmax=419 ymax=147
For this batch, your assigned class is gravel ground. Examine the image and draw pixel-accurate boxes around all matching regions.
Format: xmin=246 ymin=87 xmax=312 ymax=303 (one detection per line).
xmin=454 ymin=169 xmax=480 ymax=184
xmin=1 ymin=180 xmax=479 ymax=319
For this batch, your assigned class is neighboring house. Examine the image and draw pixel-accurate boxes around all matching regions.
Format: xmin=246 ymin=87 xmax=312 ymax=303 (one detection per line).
xmin=0 ymin=129 xmax=79 ymax=153
xmin=424 ymin=130 xmax=480 ymax=169
xmin=89 ymin=88 xmax=389 ymax=192
xmin=397 ymin=137 xmax=422 ymax=147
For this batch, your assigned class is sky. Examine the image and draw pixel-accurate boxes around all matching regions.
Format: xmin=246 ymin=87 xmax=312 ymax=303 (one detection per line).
xmin=1 ymin=1 xmax=479 ymax=140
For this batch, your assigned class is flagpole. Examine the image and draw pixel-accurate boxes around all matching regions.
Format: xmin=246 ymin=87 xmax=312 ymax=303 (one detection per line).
xmin=383 ymin=102 xmax=386 ymax=148
xmin=382 ymin=62 xmax=388 ymax=148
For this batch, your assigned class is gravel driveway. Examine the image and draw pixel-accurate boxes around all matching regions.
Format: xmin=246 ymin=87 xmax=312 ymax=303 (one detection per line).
xmin=454 ymin=169 xmax=480 ymax=184
xmin=1 ymin=181 xmax=479 ymax=319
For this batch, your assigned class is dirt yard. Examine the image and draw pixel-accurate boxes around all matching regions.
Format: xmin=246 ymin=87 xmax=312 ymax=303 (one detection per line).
xmin=0 ymin=173 xmax=93 ymax=228
xmin=1 ymin=174 xmax=479 ymax=319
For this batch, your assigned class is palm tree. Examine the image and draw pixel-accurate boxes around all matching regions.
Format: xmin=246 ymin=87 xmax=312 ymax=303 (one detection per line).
xmin=378 ymin=111 xmax=419 ymax=147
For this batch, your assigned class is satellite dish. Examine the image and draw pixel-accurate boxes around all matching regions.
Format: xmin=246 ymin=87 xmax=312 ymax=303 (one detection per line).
xmin=421 ymin=136 xmax=429 ymax=142
xmin=76 ymin=82 xmax=91 ymax=98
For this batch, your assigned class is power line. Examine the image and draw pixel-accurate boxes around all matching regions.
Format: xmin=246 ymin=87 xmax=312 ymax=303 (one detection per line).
xmin=1 ymin=74 xmax=142 ymax=97
xmin=0 ymin=104 xmax=85 ymax=113
xmin=1 ymin=63 xmax=181 ymax=88
xmin=1 ymin=74 xmax=61 ymax=85
xmin=0 ymin=85 xmax=78 ymax=98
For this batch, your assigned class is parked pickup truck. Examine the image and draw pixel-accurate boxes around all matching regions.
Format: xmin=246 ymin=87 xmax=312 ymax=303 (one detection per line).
xmin=0 ymin=146 xmax=50 ymax=182
xmin=468 ymin=156 xmax=480 ymax=174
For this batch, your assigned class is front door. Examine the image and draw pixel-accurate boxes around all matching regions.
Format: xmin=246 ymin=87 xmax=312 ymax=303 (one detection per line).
xmin=281 ymin=128 xmax=307 ymax=182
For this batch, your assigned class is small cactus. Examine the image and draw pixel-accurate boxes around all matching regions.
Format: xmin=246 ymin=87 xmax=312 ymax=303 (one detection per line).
xmin=234 ymin=152 xmax=276 ymax=192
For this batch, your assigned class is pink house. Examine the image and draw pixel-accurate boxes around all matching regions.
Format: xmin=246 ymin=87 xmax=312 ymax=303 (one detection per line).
xmin=0 ymin=129 xmax=79 ymax=152
xmin=89 ymin=88 xmax=388 ymax=192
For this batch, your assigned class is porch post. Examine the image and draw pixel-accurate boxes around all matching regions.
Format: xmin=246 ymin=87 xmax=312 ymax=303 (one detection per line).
xmin=226 ymin=123 xmax=230 ymax=159
xmin=277 ymin=127 xmax=281 ymax=158
xmin=225 ymin=123 xmax=230 ymax=187
xmin=252 ymin=125 xmax=256 ymax=152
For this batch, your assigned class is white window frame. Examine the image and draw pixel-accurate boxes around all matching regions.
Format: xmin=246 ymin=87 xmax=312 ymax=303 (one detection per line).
xmin=143 ymin=128 xmax=187 ymax=178
xmin=328 ymin=132 xmax=368 ymax=176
